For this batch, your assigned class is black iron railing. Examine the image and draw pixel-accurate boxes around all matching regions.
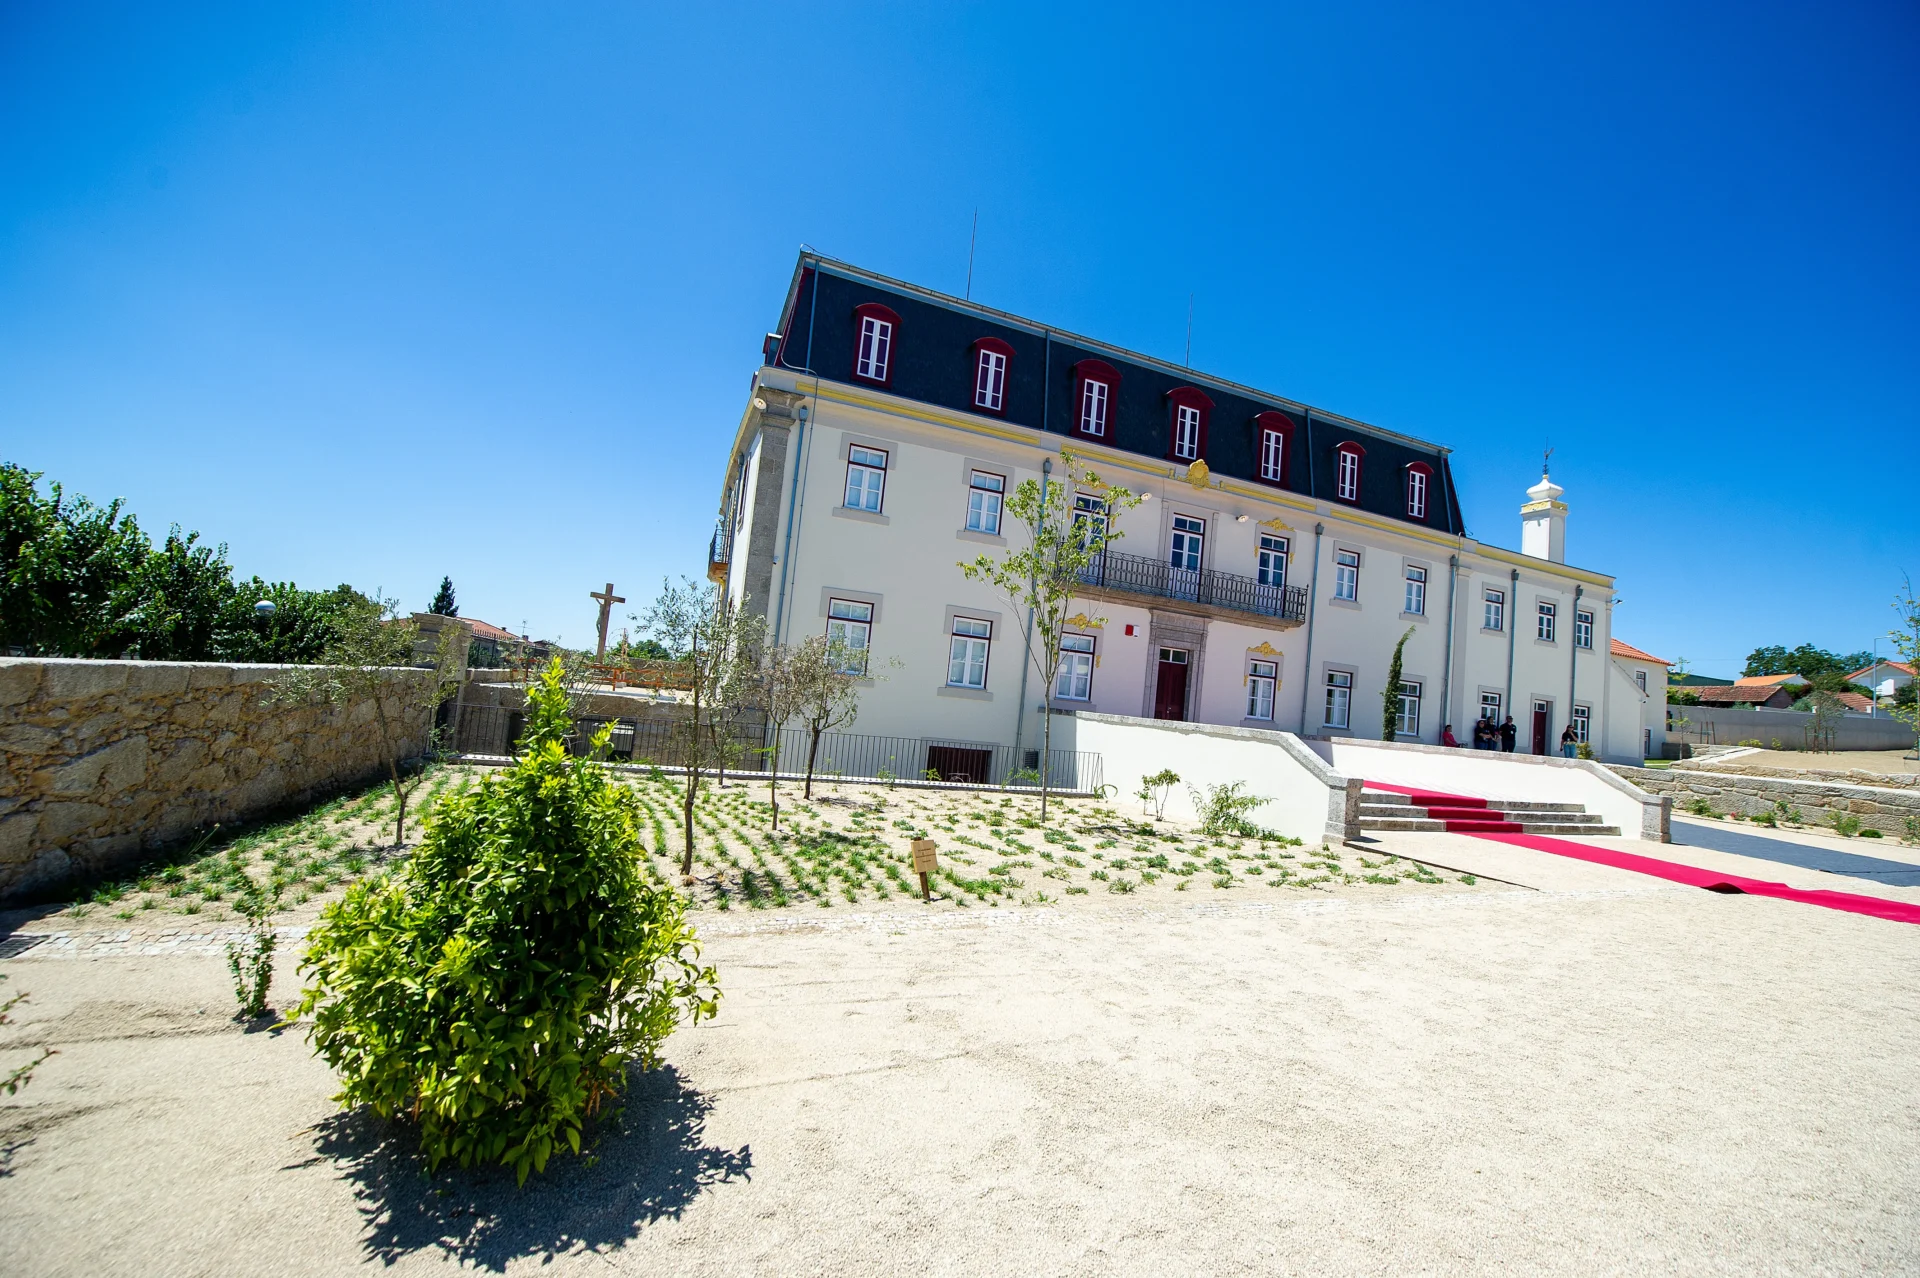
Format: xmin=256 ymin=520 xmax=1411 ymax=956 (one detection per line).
xmin=450 ymin=705 xmax=1104 ymax=793
xmin=1075 ymin=550 xmax=1307 ymax=622
xmin=708 ymin=517 xmax=732 ymax=576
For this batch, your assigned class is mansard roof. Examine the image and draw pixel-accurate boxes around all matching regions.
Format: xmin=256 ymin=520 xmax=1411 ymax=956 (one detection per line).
xmin=767 ymin=254 xmax=1465 ymax=536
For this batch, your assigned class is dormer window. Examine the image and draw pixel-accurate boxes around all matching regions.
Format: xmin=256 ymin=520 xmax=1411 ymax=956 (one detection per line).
xmin=1165 ymin=387 xmax=1213 ymax=463
xmin=1072 ymin=359 xmax=1119 ymax=440
xmin=971 ymin=337 xmax=1012 ymax=414
xmin=852 ymin=303 xmax=900 ymax=386
xmin=1253 ymin=411 xmax=1294 ymax=486
xmin=1335 ymin=442 xmax=1364 ymax=503
xmin=1405 ymin=462 xmax=1432 ymax=520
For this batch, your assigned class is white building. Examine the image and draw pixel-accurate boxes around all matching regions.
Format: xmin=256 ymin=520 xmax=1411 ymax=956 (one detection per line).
xmin=713 ymin=255 xmax=1652 ymax=776
xmin=1848 ymin=660 xmax=1914 ymax=704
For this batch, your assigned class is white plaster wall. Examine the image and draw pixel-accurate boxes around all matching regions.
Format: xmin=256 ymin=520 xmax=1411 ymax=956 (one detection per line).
xmin=1058 ymin=713 xmax=1357 ymax=844
xmin=1308 ymin=736 xmax=1670 ymax=840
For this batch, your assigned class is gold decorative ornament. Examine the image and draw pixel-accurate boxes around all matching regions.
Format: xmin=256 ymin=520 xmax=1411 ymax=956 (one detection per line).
xmin=1256 ymin=517 xmax=1292 ymax=533
xmin=1247 ymin=641 xmax=1282 ymax=657
xmin=1185 ymin=459 xmax=1211 ymax=488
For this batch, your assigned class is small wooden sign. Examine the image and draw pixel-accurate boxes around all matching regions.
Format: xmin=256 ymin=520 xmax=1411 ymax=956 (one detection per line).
xmin=910 ymin=838 xmax=938 ymax=900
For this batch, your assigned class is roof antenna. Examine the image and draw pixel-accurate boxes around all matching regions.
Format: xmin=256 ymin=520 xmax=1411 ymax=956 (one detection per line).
xmin=1185 ymin=293 xmax=1193 ymax=367
xmin=965 ymin=209 xmax=978 ymax=300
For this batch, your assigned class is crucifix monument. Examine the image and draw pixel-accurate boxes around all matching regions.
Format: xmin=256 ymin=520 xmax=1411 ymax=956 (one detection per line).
xmin=590 ymin=582 xmax=625 ymax=660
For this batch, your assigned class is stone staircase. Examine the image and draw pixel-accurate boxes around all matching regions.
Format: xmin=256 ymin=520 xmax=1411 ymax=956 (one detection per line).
xmin=1359 ymin=788 xmax=1621 ymax=836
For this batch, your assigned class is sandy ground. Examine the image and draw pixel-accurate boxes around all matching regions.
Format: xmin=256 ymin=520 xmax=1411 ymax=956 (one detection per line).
xmin=5 ymin=820 xmax=1919 ymax=1277
xmin=1705 ymin=747 xmax=1920 ymax=776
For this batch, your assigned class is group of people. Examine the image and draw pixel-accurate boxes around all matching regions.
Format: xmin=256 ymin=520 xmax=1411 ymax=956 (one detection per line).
xmin=1438 ymin=717 xmax=1583 ymax=757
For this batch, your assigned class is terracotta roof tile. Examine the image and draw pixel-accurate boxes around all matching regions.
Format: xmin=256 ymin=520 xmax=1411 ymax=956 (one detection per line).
xmin=1609 ymin=638 xmax=1670 ymax=665
xmin=1694 ymin=685 xmax=1793 ymax=705
xmin=1847 ymin=660 xmax=1915 ymax=680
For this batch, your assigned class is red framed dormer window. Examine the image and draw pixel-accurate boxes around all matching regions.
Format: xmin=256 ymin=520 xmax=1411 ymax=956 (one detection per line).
xmin=1253 ymin=410 xmax=1295 ymax=487
xmin=852 ymin=303 xmax=900 ymax=387
xmin=1405 ymin=462 xmax=1433 ymax=520
xmin=1072 ymin=359 xmax=1120 ymax=440
xmin=1166 ymin=386 xmax=1213 ymax=462
xmin=971 ymin=337 xmax=1013 ymax=415
xmin=1334 ymin=441 xmax=1365 ymax=503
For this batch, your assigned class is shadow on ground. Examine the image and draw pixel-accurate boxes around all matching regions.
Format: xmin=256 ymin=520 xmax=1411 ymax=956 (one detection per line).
xmin=305 ymin=1064 xmax=751 ymax=1271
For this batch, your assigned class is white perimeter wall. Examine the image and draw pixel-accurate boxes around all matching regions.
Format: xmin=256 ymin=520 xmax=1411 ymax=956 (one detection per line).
xmin=1058 ymin=712 xmax=1359 ymax=844
xmin=1306 ymin=737 xmax=1670 ymax=841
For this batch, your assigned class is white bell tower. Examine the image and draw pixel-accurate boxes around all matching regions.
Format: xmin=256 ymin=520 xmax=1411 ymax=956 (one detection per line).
xmin=1521 ymin=465 xmax=1566 ymax=563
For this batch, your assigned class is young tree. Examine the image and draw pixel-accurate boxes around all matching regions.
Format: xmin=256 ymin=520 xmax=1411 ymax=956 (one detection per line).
xmin=1889 ymin=574 xmax=1920 ymax=757
xmin=705 ymin=594 xmax=767 ymax=789
xmin=959 ymin=449 xmax=1141 ymax=819
xmin=269 ymin=594 xmax=463 ymax=849
xmin=636 ymin=576 xmax=733 ymax=875
xmin=429 ymin=576 xmax=458 ymax=617
xmin=755 ymin=640 xmax=806 ymax=831
xmin=1381 ymin=626 xmax=1416 ymax=741
xmin=791 ymin=633 xmax=862 ymax=800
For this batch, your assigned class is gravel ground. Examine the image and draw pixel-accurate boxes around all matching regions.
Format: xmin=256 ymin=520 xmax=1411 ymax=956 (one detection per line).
xmin=3 ymin=838 xmax=1918 ymax=1276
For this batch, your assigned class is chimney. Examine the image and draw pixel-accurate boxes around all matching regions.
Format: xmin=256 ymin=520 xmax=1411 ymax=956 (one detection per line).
xmin=1521 ymin=469 xmax=1566 ymax=563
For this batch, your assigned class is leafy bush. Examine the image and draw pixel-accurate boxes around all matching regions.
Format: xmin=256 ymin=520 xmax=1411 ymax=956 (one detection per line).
xmin=225 ymin=879 xmax=281 ymax=1019
xmin=1136 ymin=768 xmax=1179 ymax=821
xmin=1190 ymin=781 xmax=1272 ymax=837
xmin=290 ymin=660 xmax=720 ymax=1183
xmin=1829 ymin=813 xmax=1862 ymax=838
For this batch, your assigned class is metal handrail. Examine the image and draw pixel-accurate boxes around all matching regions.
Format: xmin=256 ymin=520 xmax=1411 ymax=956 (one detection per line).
xmin=1074 ymin=550 xmax=1307 ymax=622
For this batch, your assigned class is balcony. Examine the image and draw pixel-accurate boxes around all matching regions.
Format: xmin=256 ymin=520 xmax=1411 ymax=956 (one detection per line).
xmin=707 ymin=518 xmax=731 ymax=583
xmin=1074 ymin=550 xmax=1307 ymax=625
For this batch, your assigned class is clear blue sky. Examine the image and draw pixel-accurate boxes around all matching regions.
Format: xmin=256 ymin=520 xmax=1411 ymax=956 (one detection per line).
xmin=3 ymin=3 xmax=1914 ymax=675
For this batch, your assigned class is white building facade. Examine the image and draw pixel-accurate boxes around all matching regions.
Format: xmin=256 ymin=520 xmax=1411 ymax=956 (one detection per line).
xmin=713 ymin=256 xmax=1650 ymax=773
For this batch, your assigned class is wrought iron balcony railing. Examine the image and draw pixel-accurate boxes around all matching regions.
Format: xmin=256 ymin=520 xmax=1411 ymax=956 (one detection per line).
xmin=1074 ymin=550 xmax=1308 ymax=623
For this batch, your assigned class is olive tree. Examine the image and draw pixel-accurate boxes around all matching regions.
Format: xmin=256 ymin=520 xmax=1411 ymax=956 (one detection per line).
xmin=791 ymin=633 xmax=862 ymax=800
xmin=960 ymin=448 xmax=1140 ymax=819
xmin=270 ymin=594 xmax=463 ymax=849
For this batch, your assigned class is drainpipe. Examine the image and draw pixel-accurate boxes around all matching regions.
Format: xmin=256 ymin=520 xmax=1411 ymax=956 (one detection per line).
xmin=1296 ymin=522 xmax=1325 ymax=733
xmin=1567 ymin=584 xmax=1583 ymax=748
xmin=1503 ymin=566 xmax=1519 ymax=725
xmin=1013 ymin=457 xmax=1050 ymax=764
xmin=769 ymin=400 xmax=810 ymax=647
xmin=1439 ymin=553 xmax=1459 ymax=740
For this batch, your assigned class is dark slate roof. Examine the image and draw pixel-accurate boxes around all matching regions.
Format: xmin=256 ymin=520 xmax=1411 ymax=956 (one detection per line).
xmin=767 ymin=255 xmax=1465 ymax=536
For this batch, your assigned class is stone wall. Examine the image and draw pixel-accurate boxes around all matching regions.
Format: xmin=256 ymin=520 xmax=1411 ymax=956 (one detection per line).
xmin=1608 ymin=763 xmax=1920 ymax=833
xmin=0 ymin=658 xmax=433 ymax=903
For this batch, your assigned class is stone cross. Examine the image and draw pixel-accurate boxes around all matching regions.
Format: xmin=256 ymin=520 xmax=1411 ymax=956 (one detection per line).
xmin=590 ymin=583 xmax=625 ymax=660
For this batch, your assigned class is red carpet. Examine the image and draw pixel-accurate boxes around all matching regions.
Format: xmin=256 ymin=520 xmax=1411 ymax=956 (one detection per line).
xmin=1362 ymin=781 xmax=1521 ymax=832
xmin=1367 ymin=781 xmax=1920 ymax=927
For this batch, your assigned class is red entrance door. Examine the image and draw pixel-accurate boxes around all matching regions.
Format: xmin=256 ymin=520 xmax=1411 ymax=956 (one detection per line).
xmin=1154 ymin=648 xmax=1190 ymax=720
xmin=1531 ymin=701 xmax=1550 ymax=755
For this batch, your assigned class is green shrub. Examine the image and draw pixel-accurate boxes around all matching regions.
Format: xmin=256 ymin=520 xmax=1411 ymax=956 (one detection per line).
xmin=1829 ymin=813 xmax=1862 ymax=838
xmin=290 ymin=660 xmax=720 ymax=1183
xmin=1189 ymin=781 xmax=1273 ymax=838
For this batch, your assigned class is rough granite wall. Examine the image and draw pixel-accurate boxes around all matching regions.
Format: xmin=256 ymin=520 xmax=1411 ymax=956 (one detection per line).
xmin=0 ymin=658 xmax=432 ymax=902
xmin=1608 ymin=763 xmax=1920 ymax=832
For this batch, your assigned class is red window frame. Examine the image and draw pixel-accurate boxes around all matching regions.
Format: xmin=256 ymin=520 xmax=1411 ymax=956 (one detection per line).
xmin=1165 ymin=386 xmax=1214 ymax=462
xmin=970 ymin=336 xmax=1013 ymax=416
xmin=851 ymin=303 xmax=901 ymax=388
xmin=1252 ymin=410 xmax=1295 ymax=488
xmin=1071 ymin=359 xmax=1120 ymax=440
xmin=1405 ymin=461 xmax=1433 ymax=520
xmin=1334 ymin=441 xmax=1365 ymax=503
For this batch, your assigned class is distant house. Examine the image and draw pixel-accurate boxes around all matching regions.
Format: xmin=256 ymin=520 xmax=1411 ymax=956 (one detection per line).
xmin=1848 ymin=660 xmax=1915 ymax=703
xmin=1610 ymin=639 xmax=1671 ymax=759
xmin=1834 ymin=691 xmax=1877 ymax=714
xmin=1694 ymin=682 xmax=1798 ymax=709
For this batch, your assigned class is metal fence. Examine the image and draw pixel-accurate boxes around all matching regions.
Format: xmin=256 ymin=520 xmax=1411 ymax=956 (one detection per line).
xmin=450 ymin=704 xmax=1104 ymax=792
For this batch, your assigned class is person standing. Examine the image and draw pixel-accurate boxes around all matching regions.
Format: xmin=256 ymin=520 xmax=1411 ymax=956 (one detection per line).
xmin=1500 ymin=716 xmax=1518 ymax=753
xmin=1560 ymin=723 xmax=1578 ymax=758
